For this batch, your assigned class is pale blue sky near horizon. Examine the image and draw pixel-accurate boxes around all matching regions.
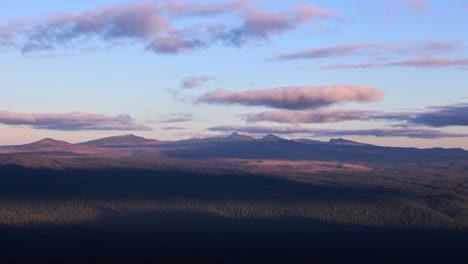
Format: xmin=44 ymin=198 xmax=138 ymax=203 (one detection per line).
xmin=0 ymin=0 xmax=467 ymax=148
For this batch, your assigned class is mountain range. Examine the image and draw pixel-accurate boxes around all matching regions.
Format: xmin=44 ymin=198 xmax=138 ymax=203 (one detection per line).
xmin=1 ymin=133 xmax=467 ymax=164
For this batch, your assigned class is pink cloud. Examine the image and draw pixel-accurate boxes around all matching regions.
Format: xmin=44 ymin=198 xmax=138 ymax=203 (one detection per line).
xmin=0 ymin=20 xmax=26 ymax=47
xmin=276 ymin=40 xmax=458 ymax=60
xmin=244 ymin=109 xmax=408 ymax=124
xmin=389 ymin=57 xmax=468 ymax=67
xmin=146 ymin=36 xmax=203 ymax=54
xmin=323 ymin=57 xmax=468 ymax=69
xmin=181 ymin=76 xmax=216 ymax=89
xmin=0 ymin=111 xmax=152 ymax=131
xmin=217 ymin=4 xmax=340 ymax=46
xmin=406 ymin=0 xmax=431 ymax=13
xmin=165 ymin=0 xmax=248 ymax=17
xmin=15 ymin=2 xmax=173 ymax=53
xmin=198 ymin=85 xmax=383 ymax=110
xmin=296 ymin=4 xmax=341 ymax=22
xmin=0 ymin=1 xmax=340 ymax=54
xmin=244 ymin=103 xmax=468 ymax=127
xmin=277 ymin=43 xmax=371 ymax=60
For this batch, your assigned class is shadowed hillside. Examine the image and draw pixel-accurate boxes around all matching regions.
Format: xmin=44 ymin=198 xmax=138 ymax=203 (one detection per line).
xmin=0 ymin=163 xmax=468 ymax=263
xmin=1 ymin=135 xmax=468 ymax=263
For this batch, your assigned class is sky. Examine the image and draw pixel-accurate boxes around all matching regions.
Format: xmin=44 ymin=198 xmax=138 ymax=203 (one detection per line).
xmin=0 ymin=0 xmax=467 ymax=149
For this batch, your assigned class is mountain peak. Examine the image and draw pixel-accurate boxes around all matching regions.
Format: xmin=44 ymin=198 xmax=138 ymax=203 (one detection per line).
xmin=80 ymin=134 xmax=157 ymax=147
xmin=21 ymin=138 xmax=71 ymax=149
xmin=37 ymin=138 xmax=69 ymax=145
xmin=226 ymin=132 xmax=255 ymax=141
xmin=261 ymin=134 xmax=286 ymax=142
xmin=118 ymin=134 xmax=135 ymax=137
xmin=329 ymin=138 xmax=348 ymax=143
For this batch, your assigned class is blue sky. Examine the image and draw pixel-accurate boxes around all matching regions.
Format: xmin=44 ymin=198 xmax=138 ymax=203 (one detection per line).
xmin=0 ymin=0 xmax=467 ymax=148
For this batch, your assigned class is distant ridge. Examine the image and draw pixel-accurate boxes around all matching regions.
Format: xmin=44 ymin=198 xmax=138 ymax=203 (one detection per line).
xmin=260 ymin=134 xmax=287 ymax=142
xmin=19 ymin=138 xmax=71 ymax=149
xmin=225 ymin=132 xmax=255 ymax=141
xmin=79 ymin=134 xmax=159 ymax=147
xmin=1 ymin=133 xmax=468 ymax=162
xmin=174 ymin=132 xmax=255 ymax=144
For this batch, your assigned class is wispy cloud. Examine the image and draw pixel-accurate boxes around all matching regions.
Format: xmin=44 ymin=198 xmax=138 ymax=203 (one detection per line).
xmin=147 ymin=36 xmax=204 ymax=54
xmin=243 ymin=103 xmax=468 ymax=127
xmin=406 ymin=0 xmax=431 ymax=13
xmin=197 ymin=85 xmax=383 ymax=110
xmin=410 ymin=103 xmax=468 ymax=127
xmin=244 ymin=109 xmax=408 ymax=124
xmin=323 ymin=57 xmax=468 ymax=69
xmin=208 ymin=125 xmax=468 ymax=139
xmin=218 ymin=4 xmax=340 ymax=46
xmin=161 ymin=126 xmax=186 ymax=131
xmin=181 ymin=75 xmax=216 ymax=89
xmin=276 ymin=40 xmax=458 ymax=60
xmin=166 ymin=0 xmax=248 ymax=17
xmin=17 ymin=3 xmax=169 ymax=54
xmin=0 ymin=1 xmax=340 ymax=54
xmin=275 ymin=39 xmax=467 ymax=70
xmin=0 ymin=111 xmax=152 ymax=131
xmin=159 ymin=112 xmax=194 ymax=123
xmin=277 ymin=43 xmax=371 ymax=60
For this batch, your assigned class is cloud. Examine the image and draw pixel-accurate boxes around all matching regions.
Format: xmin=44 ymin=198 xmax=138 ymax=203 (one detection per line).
xmin=276 ymin=40 xmax=466 ymax=70
xmin=166 ymin=0 xmax=248 ymax=17
xmin=146 ymin=36 xmax=204 ymax=54
xmin=181 ymin=75 xmax=216 ymax=89
xmin=17 ymin=3 xmax=171 ymax=54
xmin=406 ymin=0 xmax=431 ymax=13
xmin=208 ymin=125 xmax=468 ymax=139
xmin=277 ymin=43 xmax=371 ymax=60
xmin=323 ymin=57 xmax=468 ymax=69
xmin=244 ymin=109 xmax=408 ymax=124
xmin=410 ymin=103 xmax=468 ymax=127
xmin=161 ymin=126 xmax=186 ymax=131
xmin=0 ymin=111 xmax=152 ymax=131
xmin=243 ymin=103 xmax=468 ymax=127
xmin=0 ymin=1 xmax=340 ymax=54
xmin=276 ymin=40 xmax=458 ymax=60
xmin=388 ymin=58 xmax=468 ymax=67
xmin=159 ymin=112 xmax=194 ymax=123
xmin=218 ymin=4 xmax=340 ymax=46
xmin=0 ymin=20 xmax=25 ymax=48
xmin=197 ymin=85 xmax=383 ymax=110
